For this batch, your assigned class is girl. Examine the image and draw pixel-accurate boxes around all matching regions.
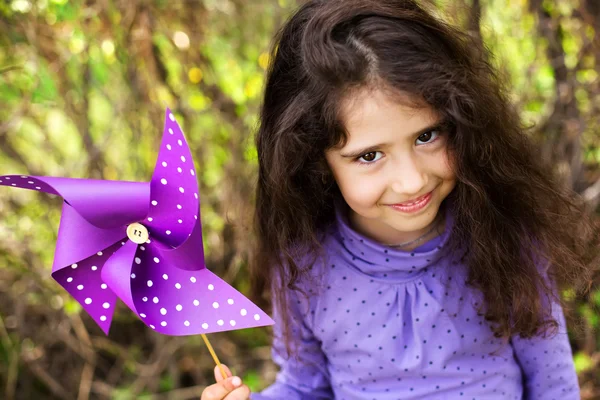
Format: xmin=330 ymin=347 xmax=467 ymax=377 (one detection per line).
xmin=202 ymin=0 xmax=598 ymax=399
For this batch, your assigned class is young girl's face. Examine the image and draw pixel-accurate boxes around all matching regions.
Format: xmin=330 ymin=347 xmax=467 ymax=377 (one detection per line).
xmin=325 ymin=89 xmax=457 ymax=244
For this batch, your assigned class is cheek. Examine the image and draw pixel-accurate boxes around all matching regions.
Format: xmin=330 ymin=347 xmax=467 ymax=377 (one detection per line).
xmin=440 ymin=149 xmax=457 ymax=178
xmin=334 ymin=169 xmax=383 ymax=210
xmin=428 ymin=149 xmax=456 ymax=181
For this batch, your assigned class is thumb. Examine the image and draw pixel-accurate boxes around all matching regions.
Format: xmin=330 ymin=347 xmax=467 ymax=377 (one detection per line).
xmin=201 ymin=376 xmax=243 ymax=400
xmin=214 ymin=364 xmax=233 ymax=382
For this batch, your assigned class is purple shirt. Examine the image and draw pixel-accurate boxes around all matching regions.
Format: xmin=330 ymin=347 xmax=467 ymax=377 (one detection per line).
xmin=252 ymin=204 xmax=579 ymax=399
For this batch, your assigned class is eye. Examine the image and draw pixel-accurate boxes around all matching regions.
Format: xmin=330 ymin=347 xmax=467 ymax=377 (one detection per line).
xmin=416 ymin=130 xmax=441 ymax=145
xmin=357 ymin=151 xmax=383 ymax=164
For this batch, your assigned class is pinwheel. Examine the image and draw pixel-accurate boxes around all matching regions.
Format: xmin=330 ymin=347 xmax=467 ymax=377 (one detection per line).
xmin=0 ymin=109 xmax=273 ymax=373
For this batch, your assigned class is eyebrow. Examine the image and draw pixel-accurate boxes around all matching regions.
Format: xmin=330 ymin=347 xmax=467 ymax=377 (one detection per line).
xmin=339 ymin=118 xmax=449 ymax=158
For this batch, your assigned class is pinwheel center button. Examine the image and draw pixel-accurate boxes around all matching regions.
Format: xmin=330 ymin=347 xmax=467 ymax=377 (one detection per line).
xmin=127 ymin=223 xmax=149 ymax=244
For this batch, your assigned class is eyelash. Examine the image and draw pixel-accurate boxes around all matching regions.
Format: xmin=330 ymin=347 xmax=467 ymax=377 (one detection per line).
xmin=354 ymin=130 xmax=442 ymax=166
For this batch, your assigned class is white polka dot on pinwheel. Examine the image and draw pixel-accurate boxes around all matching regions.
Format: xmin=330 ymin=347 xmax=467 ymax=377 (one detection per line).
xmin=184 ymin=320 xmax=190 ymax=326
xmin=241 ymin=309 xmax=247 ymax=316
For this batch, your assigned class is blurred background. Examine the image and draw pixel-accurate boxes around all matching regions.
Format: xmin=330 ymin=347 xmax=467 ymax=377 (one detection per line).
xmin=0 ymin=0 xmax=599 ymax=399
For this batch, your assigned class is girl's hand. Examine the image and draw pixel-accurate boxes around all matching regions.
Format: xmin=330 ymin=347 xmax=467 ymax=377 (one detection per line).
xmin=201 ymin=364 xmax=251 ymax=400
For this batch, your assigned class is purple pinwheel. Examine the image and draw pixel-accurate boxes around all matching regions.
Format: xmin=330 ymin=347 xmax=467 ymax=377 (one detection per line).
xmin=0 ymin=109 xmax=274 ymax=336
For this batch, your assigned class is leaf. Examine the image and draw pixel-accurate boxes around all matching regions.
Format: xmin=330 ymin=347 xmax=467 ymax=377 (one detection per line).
xmin=573 ymin=352 xmax=593 ymax=373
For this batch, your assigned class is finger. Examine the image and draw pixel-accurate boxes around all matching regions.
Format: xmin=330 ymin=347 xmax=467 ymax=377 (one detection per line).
xmin=214 ymin=364 xmax=233 ymax=382
xmin=201 ymin=377 xmax=242 ymax=400
xmin=223 ymin=384 xmax=251 ymax=400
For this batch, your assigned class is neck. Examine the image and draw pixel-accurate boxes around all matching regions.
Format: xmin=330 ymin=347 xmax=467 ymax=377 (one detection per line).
xmin=347 ymin=208 xmax=445 ymax=252
xmin=387 ymin=216 xmax=444 ymax=251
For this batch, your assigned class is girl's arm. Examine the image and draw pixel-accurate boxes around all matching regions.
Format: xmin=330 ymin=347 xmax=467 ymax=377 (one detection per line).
xmin=251 ymin=289 xmax=333 ymax=400
xmin=510 ymin=291 xmax=580 ymax=399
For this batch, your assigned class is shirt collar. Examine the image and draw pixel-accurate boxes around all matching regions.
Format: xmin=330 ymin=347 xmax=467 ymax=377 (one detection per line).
xmin=329 ymin=200 xmax=454 ymax=282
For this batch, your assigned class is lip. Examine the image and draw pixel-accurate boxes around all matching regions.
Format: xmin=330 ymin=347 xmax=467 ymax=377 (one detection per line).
xmin=388 ymin=191 xmax=433 ymax=213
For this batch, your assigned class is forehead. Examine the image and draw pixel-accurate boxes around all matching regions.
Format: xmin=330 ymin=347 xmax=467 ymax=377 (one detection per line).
xmin=337 ymin=88 xmax=440 ymax=142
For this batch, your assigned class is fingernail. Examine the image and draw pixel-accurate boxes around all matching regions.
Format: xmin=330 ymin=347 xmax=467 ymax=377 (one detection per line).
xmin=232 ymin=376 xmax=242 ymax=387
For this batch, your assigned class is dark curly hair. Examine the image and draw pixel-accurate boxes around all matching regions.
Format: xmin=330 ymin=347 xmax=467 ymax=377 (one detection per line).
xmin=250 ymin=0 xmax=598 ymax=351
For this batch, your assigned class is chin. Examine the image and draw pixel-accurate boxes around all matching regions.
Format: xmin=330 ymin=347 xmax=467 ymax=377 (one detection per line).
xmin=386 ymin=206 xmax=441 ymax=231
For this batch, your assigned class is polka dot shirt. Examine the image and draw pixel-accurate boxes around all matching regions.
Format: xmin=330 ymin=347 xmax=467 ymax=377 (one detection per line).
xmin=252 ymin=204 xmax=579 ymax=399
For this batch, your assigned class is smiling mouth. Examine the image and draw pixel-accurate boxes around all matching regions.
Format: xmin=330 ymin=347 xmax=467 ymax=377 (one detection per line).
xmin=387 ymin=191 xmax=434 ymax=213
xmin=391 ymin=191 xmax=433 ymax=206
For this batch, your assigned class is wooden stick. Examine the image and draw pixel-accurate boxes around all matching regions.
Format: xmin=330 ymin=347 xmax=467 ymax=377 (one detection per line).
xmin=201 ymin=334 xmax=228 ymax=381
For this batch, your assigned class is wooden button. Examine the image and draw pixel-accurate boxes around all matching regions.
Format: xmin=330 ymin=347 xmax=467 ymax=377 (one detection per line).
xmin=127 ymin=223 xmax=149 ymax=244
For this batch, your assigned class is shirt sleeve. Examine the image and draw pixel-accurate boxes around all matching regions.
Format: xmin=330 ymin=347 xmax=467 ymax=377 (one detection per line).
xmin=510 ymin=283 xmax=580 ymax=400
xmin=251 ymin=288 xmax=333 ymax=400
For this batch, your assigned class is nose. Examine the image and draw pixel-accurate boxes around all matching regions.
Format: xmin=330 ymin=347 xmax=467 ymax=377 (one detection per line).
xmin=390 ymin=155 xmax=427 ymax=196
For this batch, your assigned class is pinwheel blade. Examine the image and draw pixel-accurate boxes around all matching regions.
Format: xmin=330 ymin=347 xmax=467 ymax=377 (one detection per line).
xmin=0 ymin=175 xmax=150 ymax=229
xmin=52 ymin=241 xmax=123 ymax=334
xmin=101 ymin=240 xmax=139 ymax=314
xmin=147 ymin=109 xmax=199 ymax=248
xmin=54 ymin=202 xmax=128 ymax=273
xmin=128 ymin=243 xmax=274 ymax=335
